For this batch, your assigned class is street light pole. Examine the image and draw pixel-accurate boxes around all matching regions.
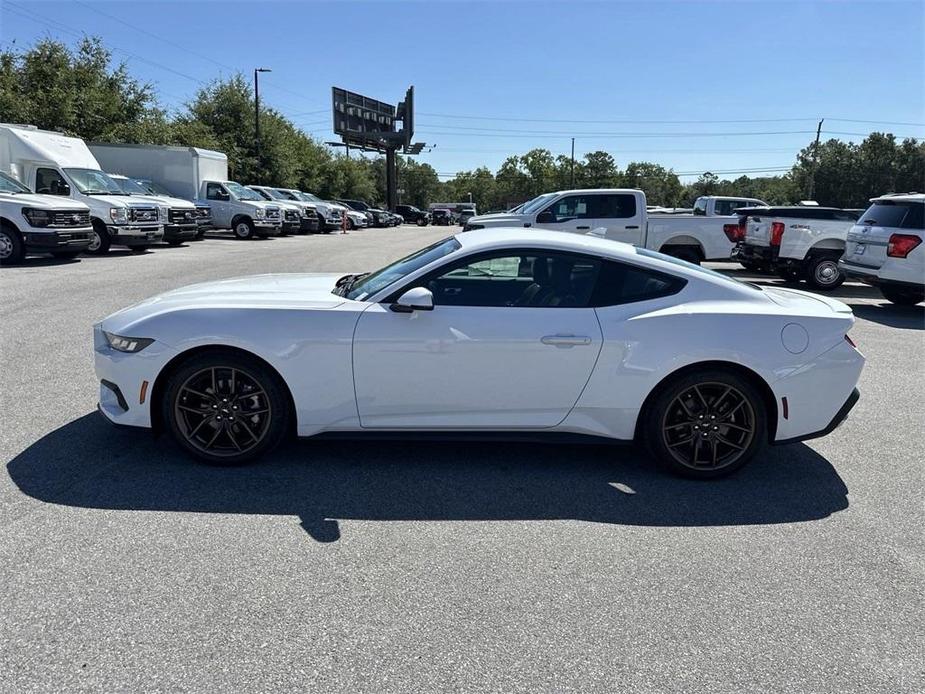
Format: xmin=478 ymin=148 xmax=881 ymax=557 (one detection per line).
xmin=253 ymin=67 xmax=271 ymax=183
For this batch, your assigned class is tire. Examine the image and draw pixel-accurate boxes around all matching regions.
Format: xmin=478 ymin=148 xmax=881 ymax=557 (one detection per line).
xmin=233 ymin=218 xmax=255 ymax=240
xmin=163 ymin=350 xmax=291 ymax=466
xmin=347 ymin=218 xmax=355 ymax=231
xmin=50 ymin=250 xmax=82 ymax=260
xmin=87 ymin=221 xmax=111 ymax=255
xmin=195 ymin=229 xmax=207 ymax=240
xmin=167 ymin=239 xmax=184 ymax=247
xmin=643 ymin=368 xmax=767 ymax=479
xmin=740 ymin=260 xmax=762 ymax=272
xmin=0 ymin=225 xmax=25 ymax=265
xmin=417 ymin=218 xmax=427 ymax=227
xmin=880 ymin=286 xmax=924 ymax=306
xmin=804 ymin=254 xmax=844 ymax=290
xmin=664 ymin=247 xmax=701 ymax=265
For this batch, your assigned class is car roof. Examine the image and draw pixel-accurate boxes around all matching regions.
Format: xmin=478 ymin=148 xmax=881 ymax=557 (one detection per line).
xmin=870 ymin=193 xmax=924 ymax=202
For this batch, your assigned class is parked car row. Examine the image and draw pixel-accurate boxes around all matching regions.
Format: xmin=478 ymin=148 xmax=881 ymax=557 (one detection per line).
xmin=728 ymin=195 xmax=924 ymax=303
xmin=0 ymin=124 xmax=424 ymax=264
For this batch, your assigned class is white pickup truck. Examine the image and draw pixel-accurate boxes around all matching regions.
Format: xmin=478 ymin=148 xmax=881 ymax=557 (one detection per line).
xmin=463 ymin=189 xmax=765 ymax=263
xmin=730 ymin=206 xmax=861 ymax=289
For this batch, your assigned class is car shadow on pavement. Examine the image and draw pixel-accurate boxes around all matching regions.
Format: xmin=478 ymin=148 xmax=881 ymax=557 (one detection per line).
xmin=851 ymin=303 xmax=924 ymax=329
xmin=8 ymin=412 xmax=850 ymax=542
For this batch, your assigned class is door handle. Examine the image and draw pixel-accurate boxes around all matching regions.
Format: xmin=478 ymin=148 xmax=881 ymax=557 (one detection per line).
xmin=541 ymin=334 xmax=592 ymax=347
xmin=443 ymin=287 xmax=462 ymax=295
xmin=576 ymin=225 xmax=590 ymax=230
xmin=625 ymin=225 xmax=640 ymax=229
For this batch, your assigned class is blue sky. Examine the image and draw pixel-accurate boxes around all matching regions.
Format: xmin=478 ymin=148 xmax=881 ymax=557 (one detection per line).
xmin=3 ymin=0 xmax=923 ymax=181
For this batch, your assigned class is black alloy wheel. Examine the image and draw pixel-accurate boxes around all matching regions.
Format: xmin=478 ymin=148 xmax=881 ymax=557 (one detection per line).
xmin=164 ymin=352 xmax=289 ymax=465
xmin=644 ymin=370 xmax=766 ymax=478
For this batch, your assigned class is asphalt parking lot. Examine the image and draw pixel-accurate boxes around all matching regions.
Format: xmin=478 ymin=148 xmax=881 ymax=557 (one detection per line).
xmin=1 ymin=226 xmax=923 ymax=693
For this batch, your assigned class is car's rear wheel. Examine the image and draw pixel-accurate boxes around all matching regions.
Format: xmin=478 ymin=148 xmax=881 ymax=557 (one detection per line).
xmin=163 ymin=351 xmax=290 ymax=465
xmin=644 ymin=369 xmax=766 ymax=479
xmin=880 ymin=286 xmax=924 ymax=306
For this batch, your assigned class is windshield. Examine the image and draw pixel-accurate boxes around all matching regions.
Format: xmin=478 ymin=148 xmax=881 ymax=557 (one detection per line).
xmin=112 ymin=176 xmax=152 ymax=195
xmin=0 ymin=171 xmax=31 ymax=194
xmin=63 ymin=168 xmax=124 ymax=195
xmin=298 ymin=192 xmax=323 ymax=203
xmin=634 ymin=247 xmax=763 ymax=291
xmin=139 ymin=180 xmax=174 ymax=197
xmin=521 ymin=192 xmax=557 ymax=215
xmin=249 ymin=187 xmax=273 ymax=201
xmin=225 ymin=181 xmax=264 ymax=201
xmin=341 ymin=237 xmax=462 ymax=301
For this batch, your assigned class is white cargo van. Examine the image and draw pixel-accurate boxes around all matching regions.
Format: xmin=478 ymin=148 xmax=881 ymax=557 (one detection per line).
xmin=89 ymin=143 xmax=281 ymax=239
xmin=0 ymin=170 xmax=93 ymax=264
xmin=0 ymin=124 xmax=164 ymax=254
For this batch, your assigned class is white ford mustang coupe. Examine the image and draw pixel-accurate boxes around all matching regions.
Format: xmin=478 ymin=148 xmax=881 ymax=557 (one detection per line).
xmin=94 ymin=229 xmax=864 ymax=478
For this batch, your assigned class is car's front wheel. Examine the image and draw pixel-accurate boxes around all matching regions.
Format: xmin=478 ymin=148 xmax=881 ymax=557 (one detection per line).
xmin=163 ymin=351 xmax=290 ymax=465
xmin=643 ymin=369 xmax=767 ymax=479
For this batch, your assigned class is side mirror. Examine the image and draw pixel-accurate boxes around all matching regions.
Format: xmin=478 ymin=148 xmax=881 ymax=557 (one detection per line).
xmin=390 ymin=286 xmax=434 ymax=313
xmin=536 ymin=210 xmax=555 ymax=224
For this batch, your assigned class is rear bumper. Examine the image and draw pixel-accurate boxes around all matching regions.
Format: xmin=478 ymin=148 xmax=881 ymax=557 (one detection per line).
xmin=774 ymin=388 xmax=859 ymax=445
xmin=840 ymin=260 xmax=924 ymax=291
xmin=23 ymin=228 xmax=93 ymax=251
xmin=732 ymin=242 xmax=777 ymax=264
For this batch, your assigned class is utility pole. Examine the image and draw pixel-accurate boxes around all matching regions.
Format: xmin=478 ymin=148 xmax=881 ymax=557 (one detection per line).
xmin=570 ymin=137 xmax=575 ymax=188
xmin=253 ymin=67 xmax=272 ymax=183
xmin=807 ymin=118 xmax=824 ymax=201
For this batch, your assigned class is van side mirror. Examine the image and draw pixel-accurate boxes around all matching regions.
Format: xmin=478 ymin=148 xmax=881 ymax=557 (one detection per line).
xmin=536 ymin=210 xmax=555 ymax=224
xmin=390 ymin=287 xmax=434 ymax=313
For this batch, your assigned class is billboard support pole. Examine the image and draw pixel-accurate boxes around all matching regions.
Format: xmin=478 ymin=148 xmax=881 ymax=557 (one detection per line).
xmin=386 ymin=146 xmax=398 ymax=212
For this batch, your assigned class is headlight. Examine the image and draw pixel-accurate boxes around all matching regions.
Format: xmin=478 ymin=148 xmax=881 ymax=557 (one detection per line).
xmin=103 ymin=331 xmax=154 ymax=353
xmin=254 ymin=207 xmax=266 ymax=219
xmin=110 ymin=207 xmax=129 ymax=223
xmin=22 ymin=208 xmax=51 ymax=227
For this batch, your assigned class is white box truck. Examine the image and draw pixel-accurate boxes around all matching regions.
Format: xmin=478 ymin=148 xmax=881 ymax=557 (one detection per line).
xmin=89 ymin=143 xmax=282 ymax=239
xmin=0 ymin=124 xmax=164 ymax=254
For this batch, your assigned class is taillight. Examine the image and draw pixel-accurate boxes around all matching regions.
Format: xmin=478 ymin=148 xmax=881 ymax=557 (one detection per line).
xmin=770 ymin=222 xmax=785 ymax=246
xmin=723 ymin=223 xmax=742 ymax=242
xmin=845 ymin=334 xmax=857 ymax=349
xmin=887 ymin=233 xmax=922 ymax=258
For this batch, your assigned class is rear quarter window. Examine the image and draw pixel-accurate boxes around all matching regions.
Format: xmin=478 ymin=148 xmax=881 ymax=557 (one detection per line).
xmin=589 ymin=260 xmax=686 ymax=307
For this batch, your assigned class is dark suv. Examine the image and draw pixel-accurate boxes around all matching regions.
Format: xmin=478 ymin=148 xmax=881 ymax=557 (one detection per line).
xmin=395 ymin=204 xmax=430 ymax=226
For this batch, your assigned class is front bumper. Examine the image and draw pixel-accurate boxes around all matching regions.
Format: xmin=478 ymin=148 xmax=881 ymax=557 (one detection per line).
xmin=108 ymin=224 xmax=164 ymax=246
xmin=321 ymin=218 xmax=342 ymax=231
xmin=254 ymin=220 xmax=281 ymax=236
xmin=301 ymin=217 xmax=320 ymax=233
xmin=23 ymin=228 xmax=93 ymax=251
xmin=163 ymin=223 xmax=199 ymax=242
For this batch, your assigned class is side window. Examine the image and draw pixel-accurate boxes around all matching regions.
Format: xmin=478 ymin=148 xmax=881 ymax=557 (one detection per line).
xmin=206 ymin=183 xmax=226 ymax=200
xmin=36 ymin=168 xmax=68 ymax=196
xmin=693 ymin=199 xmax=708 ymax=216
xmin=541 ymin=195 xmax=592 ymax=222
xmin=413 ymin=251 xmax=600 ymax=308
xmin=589 ymin=260 xmax=686 ymax=307
xmin=594 ymin=194 xmax=638 ymax=219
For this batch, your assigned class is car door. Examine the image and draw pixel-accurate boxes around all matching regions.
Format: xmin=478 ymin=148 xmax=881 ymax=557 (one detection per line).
xmin=586 ymin=193 xmax=644 ymax=243
xmin=352 ymin=249 xmax=604 ymax=429
xmin=532 ymin=194 xmax=596 ymax=235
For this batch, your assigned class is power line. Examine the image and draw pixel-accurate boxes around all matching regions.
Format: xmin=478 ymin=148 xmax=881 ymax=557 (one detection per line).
xmin=419 ymin=112 xmax=820 ymax=125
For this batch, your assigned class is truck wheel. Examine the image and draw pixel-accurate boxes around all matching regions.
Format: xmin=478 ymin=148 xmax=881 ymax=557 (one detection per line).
xmin=233 ymin=218 xmax=255 ymax=240
xmin=0 ymin=224 xmax=25 ymax=265
xmin=167 ymin=239 xmax=185 ymax=247
xmin=87 ymin=221 xmax=111 ymax=255
xmin=880 ymin=286 xmax=924 ymax=306
xmin=195 ymin=229 xmax=207 ymax=239
xmin=804 ymin=254 xmax=844 ymax=290
xmin=664 ymin=247 xmax=701 ymax=265
xmin=416 ymin=218 xmax=427 ymax=227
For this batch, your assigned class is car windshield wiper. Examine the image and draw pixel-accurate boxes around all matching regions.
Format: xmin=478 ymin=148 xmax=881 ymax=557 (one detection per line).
xmin=333 ymin=272 xmax=369 ymax=296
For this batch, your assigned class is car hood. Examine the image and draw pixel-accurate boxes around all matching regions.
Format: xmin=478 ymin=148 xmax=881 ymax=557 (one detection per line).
xmin=468 ymin=212 xmax=524 ymax=226
xmin=102 ymin=273 xmax=349 ymax=332
xmin=0 ymin=192 xmax=90 ymax=210
xmin=153 ymin=195 xmax=195 ymax=209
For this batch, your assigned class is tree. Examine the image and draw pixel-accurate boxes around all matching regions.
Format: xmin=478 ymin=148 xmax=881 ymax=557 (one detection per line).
xmin=622 ymin=162 xmax=682 ymax=206
xmin=582 ymin=151 xmax=620 ymax=188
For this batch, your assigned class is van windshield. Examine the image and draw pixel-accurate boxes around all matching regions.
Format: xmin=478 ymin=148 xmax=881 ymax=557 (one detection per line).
xmin=112 ymin=176 xmax=152 ymax=195
xmin=64 ymin=168 xmax=124 ymax=195
xmin=139 ymin=180 xmax=175 ymax=197
xmin=225 ymin=181 xmax=264 ymax=201
xmin=0 ymin=171 xmax=31 ymax=194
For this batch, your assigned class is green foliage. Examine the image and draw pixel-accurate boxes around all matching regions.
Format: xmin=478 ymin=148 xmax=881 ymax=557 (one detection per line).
xmin=2 ymin=37 xmax=920 ymax=211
